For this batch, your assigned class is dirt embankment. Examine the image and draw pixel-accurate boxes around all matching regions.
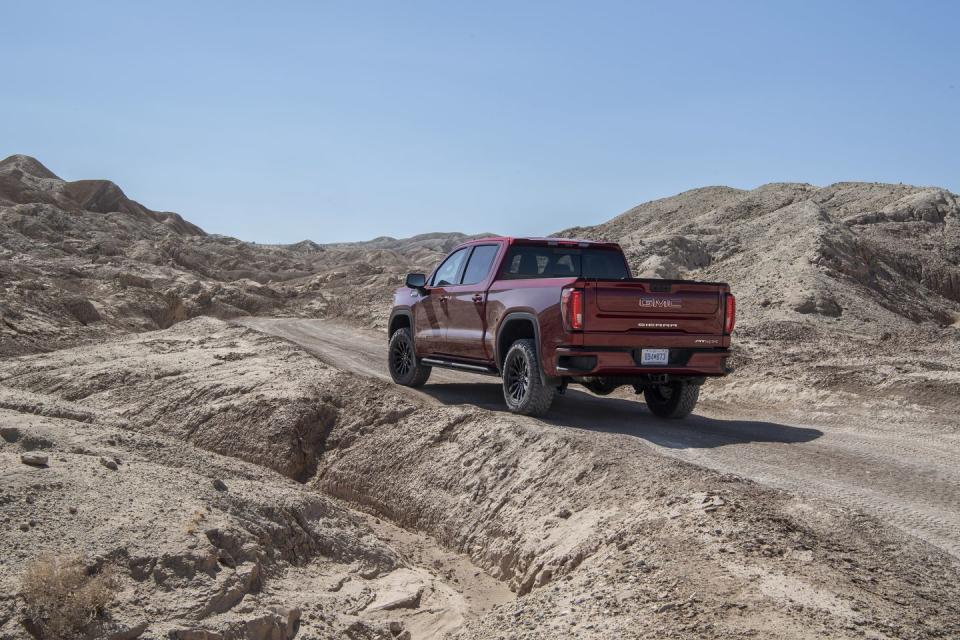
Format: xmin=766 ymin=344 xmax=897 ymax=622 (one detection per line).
xmin=0 ymin=397 xmax=404 ymax=639
xmin=2 ymin=318 xmax=959 ymax=639
xmin=235 ymin=316 xmax=960 ymax=564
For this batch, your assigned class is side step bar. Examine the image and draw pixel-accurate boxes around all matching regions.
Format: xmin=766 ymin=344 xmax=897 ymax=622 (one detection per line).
xmin=421 ymin=357 xmax=500 ymax=377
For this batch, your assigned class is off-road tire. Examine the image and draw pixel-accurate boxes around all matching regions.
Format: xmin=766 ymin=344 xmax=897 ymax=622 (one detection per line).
xmin=388 ymin=328 xmax=431 ymax=387
xmin=643 ymin=382 xmax=699 ymax=419
xmin=502 ymin=339 xmax=555 ymax=416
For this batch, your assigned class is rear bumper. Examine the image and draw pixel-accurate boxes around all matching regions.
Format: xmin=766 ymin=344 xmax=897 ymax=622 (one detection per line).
xmin=551 ymin=345 xmax=731 ymax=378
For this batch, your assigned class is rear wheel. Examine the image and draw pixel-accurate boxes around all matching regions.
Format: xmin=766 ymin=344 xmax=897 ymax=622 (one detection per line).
xmin=643 ymin=382 xmax=699 ymax=419
xmin=502 ymin=339 xmax=555 ymax=416
xmin=388 ymin=328 xmax=431 ymax=387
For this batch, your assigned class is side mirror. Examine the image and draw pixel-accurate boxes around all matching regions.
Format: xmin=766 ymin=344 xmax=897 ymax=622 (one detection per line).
xmin=405 ymin=273 xmax=427 ymax=291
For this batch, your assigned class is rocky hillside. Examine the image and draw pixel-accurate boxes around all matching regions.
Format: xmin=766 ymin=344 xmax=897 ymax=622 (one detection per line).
xmin=0 ymin=155 xmax=483 ymax=356
xmin=559 ymin=182 xmax=960 ymax=334
xmin=556 ymin=183 xmax=960 ymax=408
xmin=0 ymin=155 xmax=203 ymax=236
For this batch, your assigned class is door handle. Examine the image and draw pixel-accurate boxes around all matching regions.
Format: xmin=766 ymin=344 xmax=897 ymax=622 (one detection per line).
xmin=472 ymin=294 xmax=484 ymax=304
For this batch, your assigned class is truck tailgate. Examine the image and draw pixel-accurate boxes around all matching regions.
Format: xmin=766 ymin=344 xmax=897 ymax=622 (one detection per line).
xmin=584 ymin=279 xmax=727 ymax=335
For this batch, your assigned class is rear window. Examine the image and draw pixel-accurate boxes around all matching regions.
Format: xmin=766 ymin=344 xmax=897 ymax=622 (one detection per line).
xmin=461 ymin=244 xmax=500 ymax=285
xmin=499 ymin=245 xmax=630 ymax=280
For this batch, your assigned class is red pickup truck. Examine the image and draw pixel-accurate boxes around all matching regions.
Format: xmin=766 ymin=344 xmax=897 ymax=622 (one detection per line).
xmin=387 ymin=237 xmax=734 ymax=418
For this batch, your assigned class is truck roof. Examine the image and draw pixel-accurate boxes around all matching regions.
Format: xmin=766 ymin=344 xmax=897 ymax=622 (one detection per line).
xmin=455 ymin=236 xmax=623 ymax=250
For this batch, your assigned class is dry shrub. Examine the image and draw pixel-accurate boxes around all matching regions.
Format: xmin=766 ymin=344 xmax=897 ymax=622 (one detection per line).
xmin=183 ymin=508 xmax=206 ymax=534
xmin=20 ymin=554 xmax=116 ymax=639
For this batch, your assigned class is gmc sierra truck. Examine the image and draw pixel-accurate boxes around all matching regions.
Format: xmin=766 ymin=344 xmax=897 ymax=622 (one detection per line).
xmin=387 ymin=237 xmax=735 ymax=418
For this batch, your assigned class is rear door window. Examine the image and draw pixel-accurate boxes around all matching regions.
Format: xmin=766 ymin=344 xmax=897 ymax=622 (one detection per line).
xmin=460 ymin=245 xmax=500 ymax=285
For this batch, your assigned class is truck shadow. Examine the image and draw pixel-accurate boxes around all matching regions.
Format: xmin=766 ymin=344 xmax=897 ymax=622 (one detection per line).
xmin=418 ymin=382 xmax=823 ymax=449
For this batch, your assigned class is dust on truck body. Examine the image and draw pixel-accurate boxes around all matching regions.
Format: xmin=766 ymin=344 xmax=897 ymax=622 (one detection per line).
xmin=387 ymin=237 xmax=735 ymax=418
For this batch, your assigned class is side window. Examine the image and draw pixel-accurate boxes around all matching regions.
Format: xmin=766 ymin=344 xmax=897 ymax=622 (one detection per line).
xmin=430 ymin=248 xmax=469 ymax=286
xmin=460 ymin=245 xmax=500 ymax=285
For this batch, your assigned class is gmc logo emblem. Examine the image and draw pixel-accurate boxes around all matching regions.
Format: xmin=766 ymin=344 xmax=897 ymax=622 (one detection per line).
xmin=639 ymin=298 xmax=680 ymax=308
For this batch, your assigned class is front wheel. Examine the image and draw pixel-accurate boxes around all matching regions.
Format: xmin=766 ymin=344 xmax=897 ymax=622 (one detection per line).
xmin=502 ymin=339 xmax=555 ymax=416
xmin=388 ymin=328 xmax=431 ymax=387
xmin=643 ymin=382 xmax=700 ymax=419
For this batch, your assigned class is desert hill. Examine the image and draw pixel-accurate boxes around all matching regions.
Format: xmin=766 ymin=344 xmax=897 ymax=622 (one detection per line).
xmin=0 ymin=155 xmax=476 ymax=356
xmin=0 ymin=154 xmax=203 ymax=236
xmin=557 ymin=182 xmax=960 ymax=411
xmin=559 ymin=182 xmax=960 ymax=332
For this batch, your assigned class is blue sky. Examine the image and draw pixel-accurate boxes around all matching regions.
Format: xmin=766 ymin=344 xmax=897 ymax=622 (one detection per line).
xmin=1 ymin=1 xmax=957 ymax=243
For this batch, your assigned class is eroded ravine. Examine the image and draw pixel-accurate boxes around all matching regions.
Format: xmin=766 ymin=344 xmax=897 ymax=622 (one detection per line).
xmin=0 ymin=319 xmax=513 ymax=638
xmin=236 ymin=318 xmax=960 ymax=637
xmin=237 ymin=316 xmax=960 ymax=561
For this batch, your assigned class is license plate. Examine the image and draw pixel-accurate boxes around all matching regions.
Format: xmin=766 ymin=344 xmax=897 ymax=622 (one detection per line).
xmin=640 ymin=348 xmax=669 ymax=365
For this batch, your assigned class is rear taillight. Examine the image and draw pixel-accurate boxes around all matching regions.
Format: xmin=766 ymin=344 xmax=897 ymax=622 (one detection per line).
xmin=724 ymin=294 xmax=736 ymax=334
xmin=561 ymin=288 xmax=584 ymax=331
xmin=572 ymin=289 xmax=583 ymax=330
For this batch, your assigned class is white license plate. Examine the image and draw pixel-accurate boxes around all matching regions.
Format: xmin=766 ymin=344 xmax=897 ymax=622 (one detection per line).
xmin=640 ymin=348 xmax=669 ymax=365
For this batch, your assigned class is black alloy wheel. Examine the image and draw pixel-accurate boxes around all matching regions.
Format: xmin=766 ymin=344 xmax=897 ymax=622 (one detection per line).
xmin=387 ymin=328 xmax=432 ymax=387
xmin=501 ymin=339 xmax=555 ymax=416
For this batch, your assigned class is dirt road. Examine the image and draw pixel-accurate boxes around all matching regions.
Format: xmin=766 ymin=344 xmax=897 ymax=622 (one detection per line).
xmin=237 ymin=317 xmax=960 ymax=560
